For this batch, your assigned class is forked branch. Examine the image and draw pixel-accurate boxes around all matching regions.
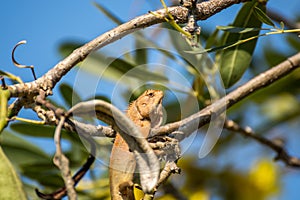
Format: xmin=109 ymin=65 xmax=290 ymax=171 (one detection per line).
xmin=8 ymin=0 xmax=249 ymax=98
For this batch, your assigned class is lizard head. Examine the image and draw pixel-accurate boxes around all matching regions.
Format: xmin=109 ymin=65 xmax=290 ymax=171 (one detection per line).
xmin=132 ymin=89 xmax=164 ymax=128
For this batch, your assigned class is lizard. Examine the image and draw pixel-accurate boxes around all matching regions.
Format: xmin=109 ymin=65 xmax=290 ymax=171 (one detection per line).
xmin=109 ymin=89 xmax=164 ymax=200
xmin=34 ymin=90 xmax=163 ymax=200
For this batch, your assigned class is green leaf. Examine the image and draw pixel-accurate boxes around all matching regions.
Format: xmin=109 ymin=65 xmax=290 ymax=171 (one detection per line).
xmin=253 ymin=6 xmax=275 ymax=27
xmin=109 ymin=58 xmax=168 ymax=82
xmin=1 ymin=131 xmax=49 ymax=166
xmin=260 ymin=93 xmax=299 ymax=121
xmin=134 ymin=46 xmax=148 ymax=65
xmin=264 ymin=48 xmax=287 ymax=67
xmin=186 ymin=42 xmax=234 ymax=54
xmin=218 ymin=1 xmax=264 ymax=88
xmin=2 ymin=130 xmax=87 ymax=189
xmin=217 ymin=26 xmax=263 ymax=33
xmin=10 ymin=123 xmax=83 ymax=145
xmin=20 ymin=161 xmax=65 ymax=188
xmin=59 ymin=83 xmax=82 ymax=107
xmin=59 ymin=42 xmax=81 ymax=57
xmin=205 ymin=28 xmax=220 ymax=49
xmin=286 ymin=35 xmax=300 ymax=52
xmin=59 ymin=42 xmax=168 ymax=84
xmin=93 ymin=2 xmax=123 ymax=25
xmin=0 ymin=146 xmax=27 ymax=200
xmin=10 ymin=123 xmax=56 ymax=138
xmin=30 ymin=173 xmax=64 ymax=189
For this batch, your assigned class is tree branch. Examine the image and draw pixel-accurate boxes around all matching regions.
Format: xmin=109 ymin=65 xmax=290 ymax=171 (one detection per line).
xmin=152 ymin=52 xmax=300 ymax=140
xmin=68 ymin=100 xmax=160 ymax=192
xmin=32 ymin=101 xmax=115 ymax=138
xmin=53 ymin=116 xmax=77 ymax=200
xmin=8 ymin=0 xmax=248 ymax=98
xmin=224 ymin=119 xmax=300 ymax=167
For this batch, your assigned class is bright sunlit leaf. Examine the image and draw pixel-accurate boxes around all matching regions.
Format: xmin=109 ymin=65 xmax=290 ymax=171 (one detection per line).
xmin=0 ymin=147 xmax=26 ymax=200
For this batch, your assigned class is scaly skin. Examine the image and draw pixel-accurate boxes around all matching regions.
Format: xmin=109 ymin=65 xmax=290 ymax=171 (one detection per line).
xmin=109 ymin=89 xmax=164 ymax=200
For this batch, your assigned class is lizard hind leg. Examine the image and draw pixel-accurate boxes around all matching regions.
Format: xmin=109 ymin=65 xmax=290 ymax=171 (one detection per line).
xmin=119 ymin=181 xmax=135 ymax=200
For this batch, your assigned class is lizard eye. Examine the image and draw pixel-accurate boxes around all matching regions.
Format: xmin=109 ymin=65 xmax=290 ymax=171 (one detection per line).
xmin=148 ymin=92 xmax=154 ymax=97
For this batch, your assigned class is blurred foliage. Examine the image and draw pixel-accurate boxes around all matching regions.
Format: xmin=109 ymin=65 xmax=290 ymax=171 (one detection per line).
xmin=0 ymin=0 xmax=300 ymax=199
xmin=175 ymin=157 xmax=279 ymax=200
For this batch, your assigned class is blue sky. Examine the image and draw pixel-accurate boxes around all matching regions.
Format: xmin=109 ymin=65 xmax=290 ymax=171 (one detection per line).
xmin=1 ymin=0 xmax=299 ymax=79
xmin=1 ymin=0 xmax=300 ymax=199
xmin=1 ymin=0 xmax=299 ymax=81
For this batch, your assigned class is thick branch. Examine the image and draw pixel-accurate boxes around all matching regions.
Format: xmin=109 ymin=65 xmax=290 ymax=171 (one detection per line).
xmin=32 ymin=103 xmax=115 ymax=138
xmin=8 ymin=0 xmax=247 ymax=98
xmin=68 ymin=100 xmax=160 ymax=192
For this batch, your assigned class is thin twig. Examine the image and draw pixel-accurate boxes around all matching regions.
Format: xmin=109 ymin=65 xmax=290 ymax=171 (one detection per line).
xmin=33 ymin=95 xmax=99 ymax=199
xmin=36 ymin=138 xmax=96 ymax=199
xmin=224 ymin=119 xmax=300 ymax=167
xmin=53 ymin=116 xmax=77 ymax=200
xmin=11 ymin=40 xmax=37 ymax=80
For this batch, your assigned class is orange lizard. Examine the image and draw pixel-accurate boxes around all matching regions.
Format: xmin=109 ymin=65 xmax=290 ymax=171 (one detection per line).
xmin=109 ymin=89 xmax=164 ymax=200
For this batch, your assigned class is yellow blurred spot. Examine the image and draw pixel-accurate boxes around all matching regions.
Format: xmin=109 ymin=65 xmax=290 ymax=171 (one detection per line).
xmin=189 ymin=190 xmax=209 ymax=200
xmin=249 ymin=159 xmax=278 ymax=192
xmin=157 ymin=194 xmax=177 ymax=200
